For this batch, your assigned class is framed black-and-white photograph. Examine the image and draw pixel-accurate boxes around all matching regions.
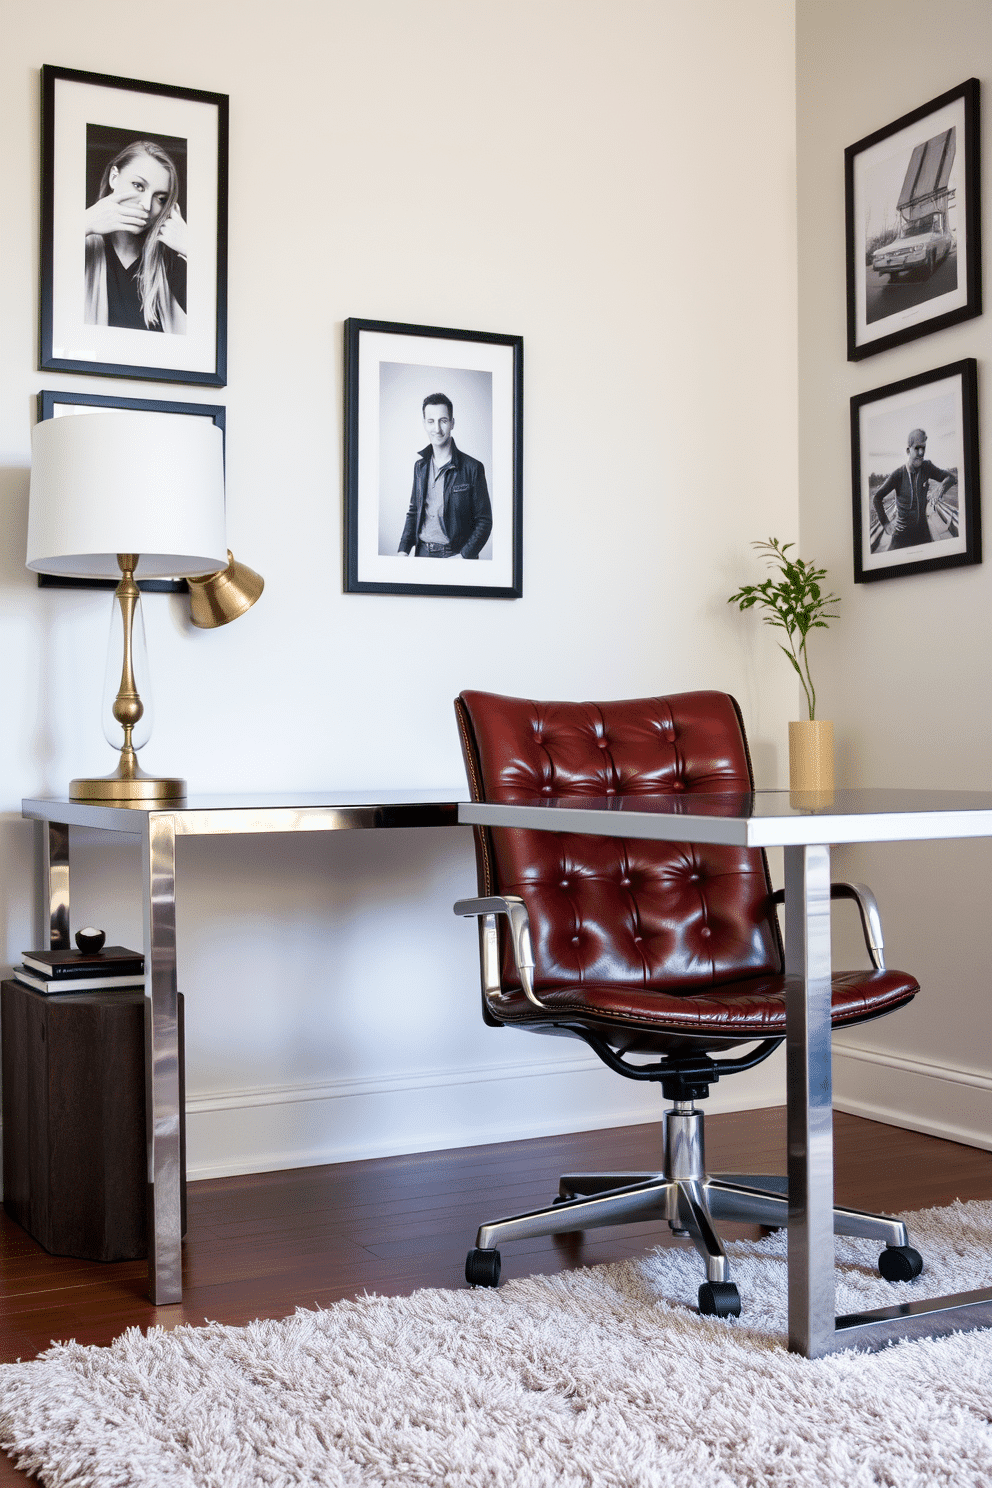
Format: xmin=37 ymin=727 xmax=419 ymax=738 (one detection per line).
xmin=851 ymin=359 xmax=980 ymax=583
xmin=344 ymin=318 xmax=522 ymax=598
xmin=37 ymin=390 xmax=226 ymax=592
xmin=40 ymin=64 xmax=228 ymax=385
xmin=845 ymin=79 xmax=981 ymax=361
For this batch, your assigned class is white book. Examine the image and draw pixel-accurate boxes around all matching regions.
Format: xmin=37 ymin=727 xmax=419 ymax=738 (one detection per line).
xmin=12 ymin=966 xmax=144 ymax=995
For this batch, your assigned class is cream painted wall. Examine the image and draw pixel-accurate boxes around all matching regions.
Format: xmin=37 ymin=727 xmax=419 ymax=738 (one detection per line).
xmin=0 ymin=0 xmax=800 ymax=1179
xmin=797 ymin=0 xmax=992 ymax=1149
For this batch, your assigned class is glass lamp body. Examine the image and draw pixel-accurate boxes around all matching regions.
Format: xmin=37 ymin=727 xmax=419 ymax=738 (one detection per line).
xmin=102 ymin=587 xmax=153 ymax=751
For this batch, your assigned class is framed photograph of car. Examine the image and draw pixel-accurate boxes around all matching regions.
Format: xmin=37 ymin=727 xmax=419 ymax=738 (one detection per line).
xmin=343 ymin=318 xmax=523 ymax=599
xmin=845 ymin=79 xmax=981 ymax=361
xmin=40 ymin=64 xmax=228 ymax=385
xmin=851 ymin=358 xmax=980 ymax=583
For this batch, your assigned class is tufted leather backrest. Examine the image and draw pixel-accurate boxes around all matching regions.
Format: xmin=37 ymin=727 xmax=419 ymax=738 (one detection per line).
xmin=455 ymin=690 xmax=782 ymax=993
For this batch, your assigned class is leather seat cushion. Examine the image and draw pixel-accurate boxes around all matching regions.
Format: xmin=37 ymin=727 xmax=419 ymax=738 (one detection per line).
xmin=489 ymin=967 xmax=920 ymax=1043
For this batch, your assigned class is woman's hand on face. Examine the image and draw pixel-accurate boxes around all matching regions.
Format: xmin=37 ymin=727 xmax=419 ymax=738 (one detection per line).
xmin=155 ymin=204 xmax=188 ymax=258
xmin=84 ymin=195 xmax=148 ymax=237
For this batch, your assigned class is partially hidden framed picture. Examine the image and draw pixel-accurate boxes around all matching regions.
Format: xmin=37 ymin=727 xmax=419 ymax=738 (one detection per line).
xmin=40 ymin=64 xmax=228 ymax=385
xmin=851 ymin=358 xmax=980 ymax=583
xmin=845 ymin=78 xmax=981 ymax=361
xmin=37 ymin=390 xmax=226 ymax=592
xmin=344 ymin=318 xmax=523 ymax=598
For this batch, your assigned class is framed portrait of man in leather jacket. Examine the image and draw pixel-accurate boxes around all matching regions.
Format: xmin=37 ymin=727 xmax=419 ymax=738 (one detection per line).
xmin=344 ymin=318 xmax=522 ymax=598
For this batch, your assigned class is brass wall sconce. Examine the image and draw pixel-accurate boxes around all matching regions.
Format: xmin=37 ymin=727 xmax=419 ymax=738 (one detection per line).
xmin=187 ymin=551 xmax=264 ymax=628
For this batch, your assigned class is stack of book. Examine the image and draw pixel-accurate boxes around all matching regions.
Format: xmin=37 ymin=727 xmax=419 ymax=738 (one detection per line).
xmin=12 ymin=945 xmax=144 ymax=995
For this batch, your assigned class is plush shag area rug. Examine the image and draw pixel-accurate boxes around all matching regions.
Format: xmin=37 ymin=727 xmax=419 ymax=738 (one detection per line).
xmin=2 ymin=1199 xmax=992 ymax=1487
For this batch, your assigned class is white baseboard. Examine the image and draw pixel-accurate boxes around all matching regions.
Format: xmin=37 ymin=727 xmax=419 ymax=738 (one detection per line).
xmin=832 ymin=1043 xmax=992 ymax=1152
xmin=0 ymin=1046 xmax=787 ymax=1193
xmin=182 ymin=1045 xmax=788 ymax=1181
xmin=5 ymin=1040 xmax=986 ymax=1192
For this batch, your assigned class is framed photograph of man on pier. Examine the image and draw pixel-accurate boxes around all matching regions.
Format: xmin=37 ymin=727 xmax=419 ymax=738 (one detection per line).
xmin=343 ymin=318 xmax=523 ymax=599
xmin=40 ymin=64 xmax=229 ymax=385
xmin=851 ymin=359 xmax=980 ymax=584
xmin=845 ymin=78 xmax=981 ymax=361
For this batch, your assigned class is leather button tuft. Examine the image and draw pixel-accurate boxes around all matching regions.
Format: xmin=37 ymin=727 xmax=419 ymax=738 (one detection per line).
xmin=672 ymin=781 xmax=684 ymax=792
xmin=700 ymin=926 xmax=711 ymax=938
xmin=571 ymin=935 xmax=580 ymax=944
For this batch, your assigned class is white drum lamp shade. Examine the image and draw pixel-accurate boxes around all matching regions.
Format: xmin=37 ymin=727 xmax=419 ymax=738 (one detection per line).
xmin=27 ymin=412 xmax=227 ymax=580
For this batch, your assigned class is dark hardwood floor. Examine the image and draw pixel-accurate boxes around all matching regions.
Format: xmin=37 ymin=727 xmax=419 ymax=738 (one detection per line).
xmin=2 ymin=1108 xmax=991 ymax=1485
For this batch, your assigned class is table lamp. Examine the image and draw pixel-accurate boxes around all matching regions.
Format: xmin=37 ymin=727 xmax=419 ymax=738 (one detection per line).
xmin=27 ymin=411 xmax=228 ymax=803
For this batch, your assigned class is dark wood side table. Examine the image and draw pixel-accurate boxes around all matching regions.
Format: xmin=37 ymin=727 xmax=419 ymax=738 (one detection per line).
xmin=1 ymin=980 xmax=186 ymax=1262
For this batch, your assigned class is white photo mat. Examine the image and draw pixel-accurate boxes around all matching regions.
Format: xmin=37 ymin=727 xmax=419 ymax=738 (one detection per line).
xmin=857 ymin=372 xmax=967 ymax=575
xmin=850 ymin=96 xmax=969 ymax=353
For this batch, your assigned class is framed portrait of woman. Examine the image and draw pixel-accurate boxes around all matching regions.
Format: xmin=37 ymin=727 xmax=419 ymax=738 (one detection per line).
xmin=40 ymin=64 xmax=229 ymax=386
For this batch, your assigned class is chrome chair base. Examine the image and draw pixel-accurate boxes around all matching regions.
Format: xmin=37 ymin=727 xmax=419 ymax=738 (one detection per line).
xmin=466 ymin=1105 xmax=920 ymax=1315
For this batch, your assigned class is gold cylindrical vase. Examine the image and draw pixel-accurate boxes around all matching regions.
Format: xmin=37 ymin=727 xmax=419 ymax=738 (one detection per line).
xmin=789 ymin=719 xmax=834 ymax=794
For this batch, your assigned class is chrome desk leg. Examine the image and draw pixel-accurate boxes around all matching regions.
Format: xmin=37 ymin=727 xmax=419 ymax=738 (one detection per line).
xmin=40 ymin=821 xmax=70 ymax=951
xmin=785 ymin=842 xmax=834 ymax=1357
xmin=143 ymin=814 xmax=183 ymax=1306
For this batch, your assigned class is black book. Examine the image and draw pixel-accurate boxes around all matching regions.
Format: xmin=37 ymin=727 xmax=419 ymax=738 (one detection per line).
xmin=20 ymin=946 xmax=144 ymax=978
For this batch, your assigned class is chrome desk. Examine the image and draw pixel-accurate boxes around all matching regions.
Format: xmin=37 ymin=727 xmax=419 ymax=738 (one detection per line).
xmin=21 ymin=790 xmax=467 ymax=1306
xmin=459 ymin=786 xmax=992 ymax=1358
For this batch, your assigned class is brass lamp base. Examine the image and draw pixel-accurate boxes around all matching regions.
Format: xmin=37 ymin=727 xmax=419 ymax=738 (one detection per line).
xmin=70 ymin=555 xmax=187 ymax=804
xmin=70 ymin=756 xmax=186 ymax=804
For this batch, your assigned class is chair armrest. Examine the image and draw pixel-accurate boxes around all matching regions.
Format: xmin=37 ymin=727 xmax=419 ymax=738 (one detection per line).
xmin=454 ymin=895 xmax=549 ymax=1011
xmin=771 ymin=882 xmax=885 ymax=970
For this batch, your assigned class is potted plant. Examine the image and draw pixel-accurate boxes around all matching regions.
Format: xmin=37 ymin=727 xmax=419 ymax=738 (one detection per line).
xmin=727 ymin=538 xmax=841 ymax=792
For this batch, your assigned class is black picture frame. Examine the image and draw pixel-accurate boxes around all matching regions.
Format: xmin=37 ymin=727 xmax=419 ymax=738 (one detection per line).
xmin=40 ymin=64 xmax=228 ymax=386
xmin=851 ymin=358 xmax=980 ymax=583
xmin=845 ymin=79 xmax=981 ymax=361
xmin=344 ymin=318 xmax=523 ymax=598
xmin=36 ymin=390 xmax=226 ymax=592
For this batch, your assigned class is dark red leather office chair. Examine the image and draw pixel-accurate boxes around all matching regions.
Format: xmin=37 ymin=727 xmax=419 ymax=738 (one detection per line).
xmin=454 ymin=690 xmax=923 ymax=1317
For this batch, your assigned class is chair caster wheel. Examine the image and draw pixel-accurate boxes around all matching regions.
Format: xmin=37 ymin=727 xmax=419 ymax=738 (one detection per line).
xmin=698 ymin=1281 xmax=741 ymax=1318
xmin=878 ymin=1245 xmax=923 ymax=1282
xmin=465 ymin=1248 xmax=501 ymax=1287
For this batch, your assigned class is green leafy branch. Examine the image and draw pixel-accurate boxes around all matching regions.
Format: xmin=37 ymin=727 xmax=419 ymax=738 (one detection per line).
xmin=727 ymin=538 xmax=840 ymax=722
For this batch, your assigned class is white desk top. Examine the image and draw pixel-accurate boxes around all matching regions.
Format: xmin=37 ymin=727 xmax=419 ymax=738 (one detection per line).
xmin=459 ymin=787 xmax=992 ymax=848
